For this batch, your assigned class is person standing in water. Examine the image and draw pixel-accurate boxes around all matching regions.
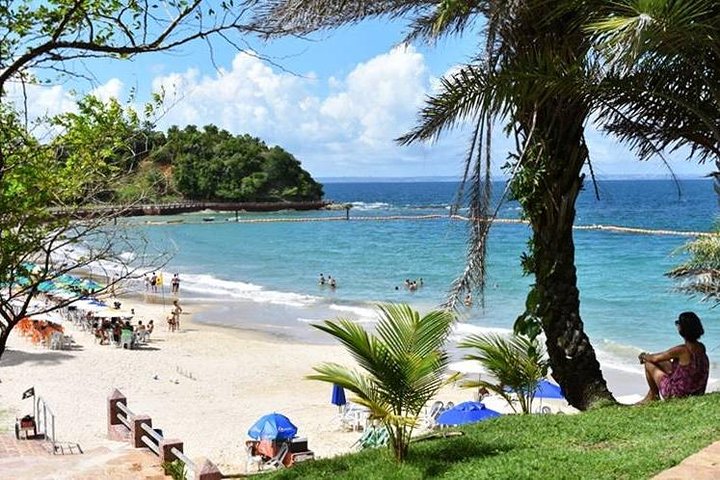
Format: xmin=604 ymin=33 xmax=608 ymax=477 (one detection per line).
xmin=171 ymin=273 xmax=180 ymax=294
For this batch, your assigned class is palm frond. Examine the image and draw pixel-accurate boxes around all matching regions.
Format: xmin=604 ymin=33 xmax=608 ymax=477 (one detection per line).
xmin=252 ymin=0 xmax=434 ymax=37
xmin=397 ymin=63 xmax=500 ymax=145
xmin=459 ymin=333 xmax=548 ymax=413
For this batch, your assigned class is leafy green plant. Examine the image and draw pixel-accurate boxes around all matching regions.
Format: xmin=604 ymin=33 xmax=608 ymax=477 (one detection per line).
xmin=459 ymin=333 xmax=548 ymax=414
xmin=309 ymin=303 xmax=456 ymax=462
xmin=161 ymin=459 xmax=187 ymax=480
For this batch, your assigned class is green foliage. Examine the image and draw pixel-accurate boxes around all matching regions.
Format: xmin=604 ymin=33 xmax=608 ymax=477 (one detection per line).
xmin=0 ymin=0 xmax=257 ymax=95
xmin=0 ymin=96 xmax=167 ymax=360
xmin=155 ymin=125 xmax=322 ymax=202
xmin=161 ymin=459 xmax=187 ymax=480
xmin=459 ymin=333 xmax=548 ymax=414
xmin=261 ymin=393 xmax=720 ymax=479
xmin=309 ymin=304 xmax=456 ymax=462
xmin=514 ymin=284 xmax=543 ymax=340
xmin=49 ymin=95 xmax=140 ymax=203
xmin=667 ymin=231 xmax=720 ymax=302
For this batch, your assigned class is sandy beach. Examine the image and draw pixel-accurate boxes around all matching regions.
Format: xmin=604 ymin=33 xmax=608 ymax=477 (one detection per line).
xmin=0 ymin=294 xmax=650 ymax=474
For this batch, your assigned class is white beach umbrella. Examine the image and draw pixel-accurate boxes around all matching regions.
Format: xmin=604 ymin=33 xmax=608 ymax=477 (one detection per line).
xmin=73 ymin=299 xmax=105 ymax=312
xmin=93 ymin=307 xmax=134 ymax=319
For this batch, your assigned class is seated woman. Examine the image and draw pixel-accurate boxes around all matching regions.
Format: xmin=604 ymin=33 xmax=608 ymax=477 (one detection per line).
xmin=638 ymin=311 xmax=709 ymax=403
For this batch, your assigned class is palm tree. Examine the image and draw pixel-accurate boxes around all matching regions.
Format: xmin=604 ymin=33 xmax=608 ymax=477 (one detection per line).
xmin=459 ymin=333 xmax=548 ymax=414
xmin=255 ymin=1 xmax=720 ymax=410
xmin=254 ymin=0 xmax=616 ymax=410
xmin=308 ymin=303 xmax=455 ymax=462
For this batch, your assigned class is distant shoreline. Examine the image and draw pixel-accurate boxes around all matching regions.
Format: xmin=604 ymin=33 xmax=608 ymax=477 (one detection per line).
xmin=52 ymin=199 xmax=330 ymax=219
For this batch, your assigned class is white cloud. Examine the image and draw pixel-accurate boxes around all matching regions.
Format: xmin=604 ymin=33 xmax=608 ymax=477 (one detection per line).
xmin=91 ymin=78 xmax=124 ymax=103
xmin=149 ymin=45 xmax=449 ymax=177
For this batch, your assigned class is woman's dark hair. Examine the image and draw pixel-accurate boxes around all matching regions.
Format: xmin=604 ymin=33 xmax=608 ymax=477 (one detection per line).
xmin=678 ymin=312 xmax=704 ymax=341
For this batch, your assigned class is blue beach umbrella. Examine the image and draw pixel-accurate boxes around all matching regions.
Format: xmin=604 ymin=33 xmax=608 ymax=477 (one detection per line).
xmin=534 ymin=379 xmax=564 ymax=399
xmin=436 ymin=401 xmax=501 ymax=426
xmin=248 ymin=413 xmax=298 ymax=441
xmin=37 ymin=280 xmax=56 ymax=292
xmin=55 ymin=274 xmax=81 ymax=287
xmin=506 ymin=379 xmax=565 ymax=399
xmin=331 ymin=384 xmax=347 ymax=408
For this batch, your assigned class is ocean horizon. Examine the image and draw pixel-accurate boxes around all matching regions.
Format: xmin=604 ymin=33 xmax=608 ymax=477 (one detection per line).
xmin=318 ymin=174 xmax=711 ymax=183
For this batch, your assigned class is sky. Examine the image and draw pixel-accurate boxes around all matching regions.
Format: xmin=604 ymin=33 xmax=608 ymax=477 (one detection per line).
xmin=8 ymin=17 xmax=715 ymax=180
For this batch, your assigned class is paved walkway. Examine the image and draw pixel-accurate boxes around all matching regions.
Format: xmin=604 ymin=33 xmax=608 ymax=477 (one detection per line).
xmin=0 ymin=434 xmax=166 ymax=479
xmin=654 ymin=441 xmax=720 ymax=479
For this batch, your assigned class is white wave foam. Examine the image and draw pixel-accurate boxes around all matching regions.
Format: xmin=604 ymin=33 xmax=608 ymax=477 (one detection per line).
xmin=119 ymin=251 xmax=136 ymax=262
xmin=297 ymin=317 xmax=320 ymax=324
xmin=180 ymin=273 xmax=320 ymax=307
xmin=328 ymin=304 xmax=378 ymax=323
xmin=350 ymin=201 xmax=391 ymax=211
xmin=449 ymin=322 xmax=514 ymax=343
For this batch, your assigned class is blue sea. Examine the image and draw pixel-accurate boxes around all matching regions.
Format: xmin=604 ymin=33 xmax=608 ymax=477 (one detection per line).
xmin=125 ymin=179 xmax=720 ymax=377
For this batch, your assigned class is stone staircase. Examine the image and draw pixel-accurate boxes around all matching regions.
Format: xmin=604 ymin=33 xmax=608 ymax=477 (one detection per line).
xmin=0 ymin=434 xmax=166 ymax=479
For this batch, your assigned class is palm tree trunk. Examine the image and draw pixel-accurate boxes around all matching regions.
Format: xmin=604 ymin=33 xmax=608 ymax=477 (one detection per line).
xmin=523 ymin=113 xmax=616 ymax=410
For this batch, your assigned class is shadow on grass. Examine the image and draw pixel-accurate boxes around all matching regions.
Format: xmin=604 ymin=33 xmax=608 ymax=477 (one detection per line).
xmin=0 ymin=348 xmax=75 ymax=367
xmin=262 ymin=436 xmax=514 ymax=480
xmin=408 ymin=436 xmax=514 ymax=478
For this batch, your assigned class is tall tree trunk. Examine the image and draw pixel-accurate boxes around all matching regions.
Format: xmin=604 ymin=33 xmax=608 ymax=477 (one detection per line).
xmin=0 ymin=323 xmax=12 ymax=361
xmin=524 ymin=110 xmax=616 ymax=410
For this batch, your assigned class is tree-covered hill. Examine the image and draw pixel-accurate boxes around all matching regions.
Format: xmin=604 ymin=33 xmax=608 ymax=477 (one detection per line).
xmin=114 ymin=123 xmax=323 ymax=203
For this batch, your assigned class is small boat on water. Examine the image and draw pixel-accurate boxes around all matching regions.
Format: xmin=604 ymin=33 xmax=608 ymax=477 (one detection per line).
xmin=202 ymin=217 xmax=215 ymax=222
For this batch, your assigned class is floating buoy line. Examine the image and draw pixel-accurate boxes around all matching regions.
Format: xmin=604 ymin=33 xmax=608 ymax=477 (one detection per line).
xmin=147 ymin=213 xmax=714 ymax=237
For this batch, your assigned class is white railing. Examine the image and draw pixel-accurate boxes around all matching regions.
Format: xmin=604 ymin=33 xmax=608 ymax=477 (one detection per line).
xmin=116 ymin=401 xmax=133 ymax=429
xmin=140 ymin=419 xmax=196 ymax=479
xmin=35 ymin=396 xmax=56 ymax=448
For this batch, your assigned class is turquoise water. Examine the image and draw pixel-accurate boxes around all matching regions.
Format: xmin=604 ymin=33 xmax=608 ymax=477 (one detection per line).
xmin=127 ymin=179 xmax=720 ymax=375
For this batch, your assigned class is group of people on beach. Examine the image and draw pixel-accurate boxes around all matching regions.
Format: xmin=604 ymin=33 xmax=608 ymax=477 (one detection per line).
xmin=318 ymin=273 xmax=337 ymax=289
xmin=92 ymin=316 xmax=154 ymax=347
xmin=143 ymin=272 xmax=181 ymax=294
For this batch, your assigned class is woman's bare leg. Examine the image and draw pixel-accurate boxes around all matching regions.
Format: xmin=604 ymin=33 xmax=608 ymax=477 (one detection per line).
xmin=638 ymin=362 xmax=668 ymax=404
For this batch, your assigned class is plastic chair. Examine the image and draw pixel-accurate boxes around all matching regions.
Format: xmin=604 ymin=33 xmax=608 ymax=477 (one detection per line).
xmin=120 ymin=330 xmax=134 ymax=349
xmin=48 ymin=332 xmax=63 ymax=350
xmin=340 ymin=403 xmax=369 ymax=431
xmin=263 ymin=442 xmax=289 ymax=470
xmin=422 ymin=401 xmax=444 ymax=429
xmin=245 ymin=441 xmax=264 ymax=473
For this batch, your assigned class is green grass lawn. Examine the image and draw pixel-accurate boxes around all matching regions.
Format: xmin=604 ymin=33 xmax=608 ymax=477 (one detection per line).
xmin=263 ymin=393 xmax=720 ymax=480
